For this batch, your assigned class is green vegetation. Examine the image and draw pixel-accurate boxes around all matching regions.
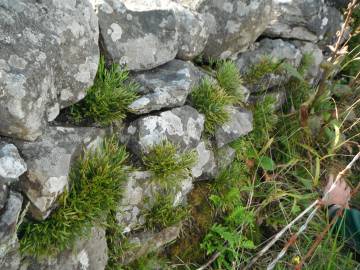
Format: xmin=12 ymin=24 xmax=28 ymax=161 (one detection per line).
xmin=143 ymin=195 xmax=190 ymax=232
xmin=70 ymin=57 xmax=138 ymax=126
xmin=142 ymin=141 xmax=197 ymax=188
xmin=243 ymin=56 xmax=284 ymax=89
xmin=19 ymin=138 xmax=129 ymax=258
xmin=216 ymin=60 xmax=244 ymax=101
xmin=191 ymin=78 xmax=236 ymax=134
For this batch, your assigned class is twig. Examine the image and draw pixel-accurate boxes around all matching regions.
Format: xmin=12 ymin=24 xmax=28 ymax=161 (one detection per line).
xmin=196 ymin=252 xmax=221 ymax=270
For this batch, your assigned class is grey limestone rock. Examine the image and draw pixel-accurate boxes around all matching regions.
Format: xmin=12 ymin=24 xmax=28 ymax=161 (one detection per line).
xmin=15 ymin=126 xmax=105 ymax=220
xmin=116 ymin=171 xmax=192 ymax=233
xmin=215 ymin=106 xmax=253 ymax=148
xmin=22 ymin=227 xmax=108 ymax=270
xmin=265 ymin=0 xmax=341 ymax=42
xmin=236 ymin=38 xmax=302 ymax=92
xmin=129 ymin=60 xmax=202 ymax=114
xmin=173 ymin=4 xmax=209 ymax=60
xmin=125 ymin=106 xmax=205 ymax=156
xmin=0 ymin=191 xmax=23 ymax=269
xmin=0 ymin=0 xmax=99 ymax=141
xmin=191 ymin=141 xmax=217 ymax=180
xmin=179 ymin=0 xmax=273 ymax=59
xmin=94 ymin=0 xmax=178 ymax=71
xmin=0 ymin=143 xmax=27 ymax=184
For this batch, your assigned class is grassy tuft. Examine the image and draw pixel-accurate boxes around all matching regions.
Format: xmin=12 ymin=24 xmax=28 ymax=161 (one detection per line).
xmin=19 ymin=137 xmax=129 ymax=258
xmin=143 ymin=195 xmax=189 ymax=232
xmin=191 ymin=78 xmax=236 ymax=134
xmin=70 ymin=57 xmax=138 ymax=126
xmin=142 ymin=141 xmax=197 ymax=188
xmin=216 ymin=60 xmax=244 ymax=102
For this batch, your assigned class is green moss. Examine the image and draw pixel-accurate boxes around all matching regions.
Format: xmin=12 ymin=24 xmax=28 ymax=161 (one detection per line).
xmin=19 ymin=137 xmax=129 ymax=258
xmin=70 ymin=57 xmax=138 ymax=126
xmin=191 ymin=78 xmax=236 ymax=134
xmin=216 ymin=60 xmax=244 ymax=102
xmin=143 ymin=195 xmax=189 ymax=232
xmin=142 ymin=141 xmax=197 ymax=189
xmin=243 ymin=56 xmax=283 ymax=88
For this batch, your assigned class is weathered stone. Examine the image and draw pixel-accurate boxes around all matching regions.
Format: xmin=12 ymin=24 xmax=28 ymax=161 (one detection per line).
xmin=216 ymin=145 xmax=236 ymax=171
xmin=191 ymin=141 xmax=217 ymax=180
xmin=0 ymin=143 xmax=27 ymax=184
xmin=0 ymin=191 xmax=23 ymax=264
xmin=326 ymin=0 xmax=349 ymax=9
xmin=173 ymin=4 xmax=209 ymax=60
xmin=22 ymin=227 xmax=108 ymax=270
xmin=265 ymin=0 xmax=339 ymax=42
xmin=0 ymin=184 xmax=8 ymax=210
xmin=15 ymin=126 xmax=105 ymax=220
xmin=215 ymin=106 xmax=253 ymax=148
xmin=95 ymin=0 xmax=178 ymax=71
xmin=179 ymin=0 xmax=272 ymax=59
xmin=236 ymin=38 xmax=302 ymax=92
xmin=1 ymin=242 xmax=21 ymax=270
xmin=116 ymin=171 xmax=192 ymax=233
xmin=122 ymin=225 xmax=181 ymax=265
xmin=0 ymin=0 xmax=99 ymax=141
xmin=125 ymin=106 xmax=205 ymax=155
xmin=129 ymin=60 xmax=202 ymax=114
xmin=291 ymin=41 xmax=324 ymax=84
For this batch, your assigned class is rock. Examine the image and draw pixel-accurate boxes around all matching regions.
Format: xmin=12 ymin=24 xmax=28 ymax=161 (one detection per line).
xmin=95 ymin=0 xmax=178 ymax=71
xmin=216 ymin=145 xmax=236 ymax=171
xmin=291 ymin=41 xmax=324 ymax=84
xmin=0 ymin=184 xmax=8 ymax=210
xmin=129 ymin=60 xmax=202 ymax=114
xmin=1 ymin=242 xmax=21 ymax=270
xmin=121 ymin=225 xmax=181 ymax=265
xmin=0 ymin=0 xmax=99 ymax=141
xmin=0 ymin=143 xmax=27 ymax=184
xmin=0 ymin=191 xmax=23 ymax=264
xmin=215 ymin=106 xmax=253 ymax=148
xmin=179 ymin=0 xmax=272 ymax=59
xmin=15 ymin=126 xmax=105 ymax=220
xmin=191 ymin=141 xmax=217 ymax=180
xmin=22 ymin=227 xmax=108 ymax=270
xmin=265 ymin=0 xmax=339 ymax=42
xmin=125 ymin=106 xmax=205 ymax=156
xmin=173 ymin=4 xmax=209 ymax=60
xmin=325 ymin=0 xmax=349 ymax=9
xmin=116 ymin=171 xmax=192 ymax=233
xmin=236 ymin=38 xmax=302 ymax=92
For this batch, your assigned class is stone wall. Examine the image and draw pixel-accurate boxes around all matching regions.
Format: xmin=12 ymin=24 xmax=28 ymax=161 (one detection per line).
xmin=0 ymin=0 xmax=343 ymax=269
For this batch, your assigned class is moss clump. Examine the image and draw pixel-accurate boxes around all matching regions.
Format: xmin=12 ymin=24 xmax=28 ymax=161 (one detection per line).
xmin=70 ymin=57 xmax=138 ymax=126
xmin=143 ymin=195 xmax=189 ymax=232
xmin=216 ymin=60 xmax=244 ymax=102
xmin=142 ymin=141 xmax=197 ymax=188
xmin=191 ymin=78 xmax=236 ymax=134
xmin=19 ymin=137 xmax=129 ymax=258
xmin=243 ymin=56 xmax=284 ymax=88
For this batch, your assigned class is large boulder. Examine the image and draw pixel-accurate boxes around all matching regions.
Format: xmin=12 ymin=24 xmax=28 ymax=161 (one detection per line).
xmin=15 ymin=126 xmax=105 ymax=220
xmin=125 ymin=105 xmax=205 ymax=155
xmin=129 ymin=60 xmax=202 ymax=114
xmin=265 ymin=0 xmax=342 ymax=42
xmin=179 ymin=0 xmax=272 ymax=59
xmin=95 ymin=0 xmax=178 ymax=71
xmin=22 ymin=227 xmax=108 ymax=270
xmin=0 ymin=143 xmax=27 ymax=184
xmin=236 ymin=38 xmax=302 ymax=92
xmin=116 ymin=171 xmax=192 ymax=233
xmin=0 ymin=0 xmax=99 ymax=141
xmin=0 ymin=191 xmax=23 ymax=270
xmin=215 ymin=106 xmax=253 ymax=148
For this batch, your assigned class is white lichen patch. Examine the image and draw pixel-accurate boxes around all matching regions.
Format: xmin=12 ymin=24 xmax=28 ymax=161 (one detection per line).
xmin=8 ymin=55 xmax=27 ymax=69
xmin=77 ymin=249 xmax=89 ymax=270
xmin=109 ymin=23 xmax=123 ymax=42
